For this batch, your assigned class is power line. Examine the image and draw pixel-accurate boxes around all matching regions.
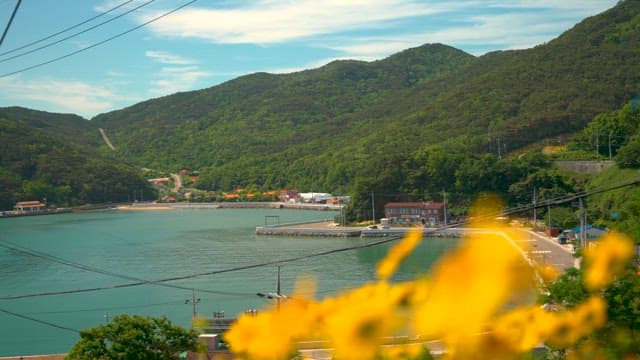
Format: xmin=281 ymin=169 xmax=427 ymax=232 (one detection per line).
xmin=2 ymin=176 xmax=639 ymax=301
xmin=0 ymin=307 xmax=79 ymax=333
xmin=0 ymin=235 xmax=402 ymax=300
xmin=0 ymin=0 xmax=21 ymax=48
xmin=0 ymin=0 xmax=201 ymax=78
xmin=25 ymin=299 xmax=187 ymax=315
xmin=0 ymin=240 xmax=254 ymax=298
xmin=0 ymin=0 xmax=135 ymax=57
xmin=0 ymin=0 xmax=155 ymax=64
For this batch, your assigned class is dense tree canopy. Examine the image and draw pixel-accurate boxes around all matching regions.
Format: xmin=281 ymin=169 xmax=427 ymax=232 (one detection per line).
xmin=66 ymin=314 xmax=198 ymax=360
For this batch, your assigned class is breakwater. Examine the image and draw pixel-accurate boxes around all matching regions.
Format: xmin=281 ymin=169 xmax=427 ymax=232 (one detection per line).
xmin=126 ymin=201 xmax=341 ymax=211
xmin=256 ymin=222 xmax=464 ymax=238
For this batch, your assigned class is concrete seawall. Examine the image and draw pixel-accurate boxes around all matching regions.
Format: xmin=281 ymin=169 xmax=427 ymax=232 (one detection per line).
xmin=256 ymin=222 xmax=464 ymax=238
xmin=124 ymin=202 xmax=341 ymax=211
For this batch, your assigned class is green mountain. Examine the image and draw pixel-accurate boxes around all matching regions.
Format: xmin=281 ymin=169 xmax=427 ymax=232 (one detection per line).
xmin=89 ymin=1 xmax=639 ymax=195
xmin=0 ymin=110 xmax=154 ymax=210
xmin=2 ymin=1 xmax=639 ymax=213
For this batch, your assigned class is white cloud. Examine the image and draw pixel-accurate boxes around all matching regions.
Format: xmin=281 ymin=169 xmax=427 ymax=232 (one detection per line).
xmin=147 ymin=66 xmax=213 ymax=97
xmin=145 ymin=50 xmax=198 ymax=65
xmin=307 ymin=1 xmax=616 ymax=58
xmin=138 ymin=0 xmax=616 ymax=61
xmin=145 ymin=50 xmax=212 ymax=97
xmin=141 ymin=0 xmax=451 ymax=44
xmin=0 ymin=75 xmax=121 ymax=118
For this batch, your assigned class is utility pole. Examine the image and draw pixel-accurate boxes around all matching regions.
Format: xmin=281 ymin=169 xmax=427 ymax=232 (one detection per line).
xmin=579 ymin=198 xmax=586 ymax=249
xmin=371 ymin=191 xmax=375 ymax=224
xmin=532 ymin=188 xmax=537 ymax=230
xmin=257 ymin=266 xmax=285 ymax=311
xmin=276 ymin=265 xmax=281 ymax=311
xmin=185 ymin=289 xmax=200 ymax=318
xmin=595 ymin=131 xmax=600 ymax=160
xmin=442 ymin=189 xmax=448 ymax=226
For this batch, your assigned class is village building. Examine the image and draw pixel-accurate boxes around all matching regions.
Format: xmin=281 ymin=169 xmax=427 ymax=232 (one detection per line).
xmin=384 ymin=201 xmax=446 ymax=226
xmin=14 ymin=201 xmax=46 ymax=212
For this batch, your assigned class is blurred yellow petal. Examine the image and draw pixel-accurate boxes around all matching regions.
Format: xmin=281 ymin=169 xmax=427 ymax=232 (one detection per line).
xmin=413 ymin=199 xmax=535 ymax=353
xmin=492 ymin=306 xmax=551 ymax=352
xmin=584 ymin=231 xmax=634 ymax=291
xmin=377 ymin=227 xmax=423 ymax=281
xmin=537 ymin=264 xmax=559 ymax=283
xmin=324 ymin=283 xmax=402 ymax=360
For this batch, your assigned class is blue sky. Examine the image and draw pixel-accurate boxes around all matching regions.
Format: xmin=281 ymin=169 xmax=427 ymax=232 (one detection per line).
xmin=0 ymin=0 xmax=618 ymax=119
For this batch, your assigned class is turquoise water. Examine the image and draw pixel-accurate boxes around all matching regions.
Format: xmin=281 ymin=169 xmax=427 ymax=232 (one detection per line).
xmin=0 ymin=209 xmax=458 ymax=356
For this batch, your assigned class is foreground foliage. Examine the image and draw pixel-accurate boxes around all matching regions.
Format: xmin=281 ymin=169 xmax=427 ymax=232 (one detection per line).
xmin=225 ymin=197 xmax=635 ymax=359
xmin=66 ymin=314 xmax=198 ymax=360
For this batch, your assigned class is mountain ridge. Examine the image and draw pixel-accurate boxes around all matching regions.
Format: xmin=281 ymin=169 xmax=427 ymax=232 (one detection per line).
xmin=1 ymin=1 xmax=639 ymax=201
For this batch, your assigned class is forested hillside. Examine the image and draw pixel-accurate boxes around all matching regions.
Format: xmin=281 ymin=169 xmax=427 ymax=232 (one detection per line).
xmin=2 ymin=1 xmax=639 ymax=215
xmin=0 ymin=113 xmax=155 ymax=210
xmin=89 ymin=1 xmax=640 ymax=199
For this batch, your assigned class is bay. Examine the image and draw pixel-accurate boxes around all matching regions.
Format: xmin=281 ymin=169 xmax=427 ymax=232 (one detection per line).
xmin=0 ymin=208 xmax=458 ymax=356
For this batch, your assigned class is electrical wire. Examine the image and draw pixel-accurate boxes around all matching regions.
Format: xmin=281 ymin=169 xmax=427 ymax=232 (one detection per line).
xmin=0 ymin=235 xmax=402 ymax=300
xmin=0 ymin=0 xmax=21 ymax=48
xmin=0 ymin=0 xmax=155 ymax=64
xmin=0 ymin=307 xmax=79 ymax=333
xmin=2 ymin=175 xmax=639 ymax=301
xmin=0 ymin=0 xmax=134 ymax=57
xmin=0 ymin=0 xmax=200 ymax=78
xmin=0 ymin=240 xmax=255 ymax=297
xmin=25 ymin=299 xmax=187 ymax=315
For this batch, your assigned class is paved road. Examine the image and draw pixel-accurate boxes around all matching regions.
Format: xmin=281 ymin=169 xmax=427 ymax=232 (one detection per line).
xmin=170 ymin=173 xmax=182 ymax=193
xmin=511 ymin=228 xmax=579 ymax=272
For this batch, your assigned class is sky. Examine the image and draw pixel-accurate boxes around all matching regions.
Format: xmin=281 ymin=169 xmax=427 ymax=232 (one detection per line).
xmin=0 ymin=0 xmax=619 ymax=119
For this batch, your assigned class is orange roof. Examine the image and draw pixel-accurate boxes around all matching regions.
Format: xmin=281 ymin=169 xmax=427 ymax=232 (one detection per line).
xmin=16 ymin=201 xmax=45 ymax=206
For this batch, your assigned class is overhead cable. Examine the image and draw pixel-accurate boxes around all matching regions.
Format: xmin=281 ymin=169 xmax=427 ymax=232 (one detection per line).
xmin=2 ymin=175 xmax=639 ymax=301
xmin=0 ymin=0 xmax=134 ymax=57
xmin=0 ymin=307 xmax=79 ymax=333
xmin=0 ymin=0 xmax=201 ymax=78
xmin=0 ymin=240 xmax=254 ymax=297
xmin=0 ymin=235 xmax=402 ymax=300
xmin=0 ymin=0 xmax=21 ymax=48
xmin=0 ymin=0 xmax=155 ymax=64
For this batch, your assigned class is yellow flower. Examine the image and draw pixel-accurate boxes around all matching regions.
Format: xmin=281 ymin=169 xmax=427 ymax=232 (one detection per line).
xmin=583 ymin=231 xmax=634 ymax=291
xmin=225 ymin=277 xmax=322 ymax=359
xmin=379 ymin=343 xmax=426 ymax=359
xmin=414 ymin=230 xmax=534 ymax=349
xmin=545 ymin=296 xmax=607 ymax=348
xmin=537 ymin=264 xmax=559 ymax=284
xmin=492 ymin=306 xmax=549 ymax=352
xmin=324 ymin=283 xmax=403 ymax=360
xmin=377 ymin=227 xmax=423 ymax=281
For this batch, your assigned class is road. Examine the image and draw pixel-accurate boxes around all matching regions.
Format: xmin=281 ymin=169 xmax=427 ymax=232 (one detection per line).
xmin=98 ymin=128 xmax=115 ymax=151
xmin=170 ymin=173 xmax=182 ymax=193
xmin=511 ymin=228 xmax=578 ymax=272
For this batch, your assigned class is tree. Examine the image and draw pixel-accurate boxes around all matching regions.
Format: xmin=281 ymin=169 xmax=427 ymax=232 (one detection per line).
xmin=541 ymin=267 xmax=640 ymax=358
xmin=66 ymin=314 xmax=199 ymax=360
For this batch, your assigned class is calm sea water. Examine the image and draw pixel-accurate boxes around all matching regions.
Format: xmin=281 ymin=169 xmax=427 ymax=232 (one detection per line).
xmin=0 ymin=208 xmax=458 ymax=356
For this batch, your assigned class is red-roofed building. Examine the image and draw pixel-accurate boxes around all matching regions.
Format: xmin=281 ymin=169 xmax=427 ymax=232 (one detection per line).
xmin=384 ymin=201 xmax=446 ymax=226
xmin=14 ymin=201 xmax=46 ymax=212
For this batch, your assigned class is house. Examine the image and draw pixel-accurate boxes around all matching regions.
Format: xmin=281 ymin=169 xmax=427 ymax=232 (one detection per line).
xmin=14 ymin=201 xmax=46 ymax=212
xmin=571 ymin=225 xmax=608 ymax=242
xmin=384 ymin=201 xmax=446 ymax=226
xmin=278 ymin=189 xmax=299 ymax=203
xmin=149 ymin=177 xmax=170 ymax=184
